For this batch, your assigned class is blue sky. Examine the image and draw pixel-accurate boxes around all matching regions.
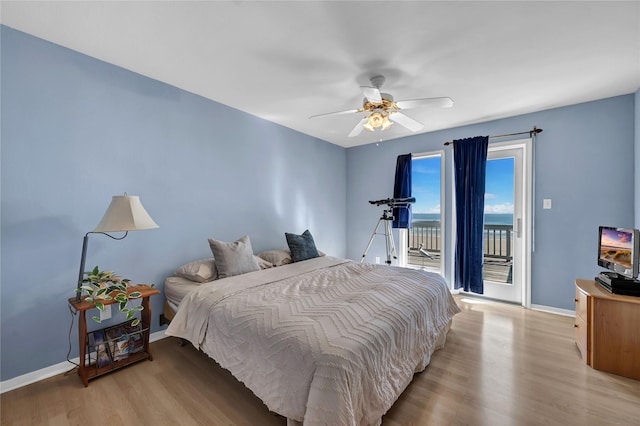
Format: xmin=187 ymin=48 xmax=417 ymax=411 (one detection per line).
xmin=412 ymin=156 xmax=514 ymax=214
xmin=411 ymin=156 xmax=442 ymax=213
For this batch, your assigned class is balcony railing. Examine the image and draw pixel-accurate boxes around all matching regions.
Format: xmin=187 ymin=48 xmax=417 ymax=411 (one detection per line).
xmin=482 ymin=224 xmax=513 ymax=262
xmin=408 ymin=220 xmax=442 ymax=258
xmin=407 ymin=221 xmax=514 ymax=281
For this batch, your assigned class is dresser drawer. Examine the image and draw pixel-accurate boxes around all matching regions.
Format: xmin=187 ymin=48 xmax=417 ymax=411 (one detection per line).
xmin=574 ymin=315 xmax=587 ymax=361
xmin=575 ymin=287 xmax=587 ymax=321
xmin=574 ymin=285 xmax=589 ymax=363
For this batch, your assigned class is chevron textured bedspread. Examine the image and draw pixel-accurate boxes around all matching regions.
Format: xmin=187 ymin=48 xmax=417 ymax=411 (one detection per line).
xmin=166 ymin=256 xmax=460 ymax=425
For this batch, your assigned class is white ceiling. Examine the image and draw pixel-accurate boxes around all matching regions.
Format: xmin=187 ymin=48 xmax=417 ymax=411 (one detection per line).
xmin=2 ymin=1 xmax=639 ymax=148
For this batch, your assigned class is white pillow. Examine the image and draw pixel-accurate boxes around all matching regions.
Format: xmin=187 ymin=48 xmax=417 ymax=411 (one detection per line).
xmin=208 ymin=235 xmax=260 ymax=278
xmin=257 ymin=249 xmax=326 ymax=267
xmin=175 ymin=258 xmax=217 ymax=283
xmin=255 ymin=255 xmax=274 ymax=269
xmin=257 ymin=249 xmax=293 ymax=267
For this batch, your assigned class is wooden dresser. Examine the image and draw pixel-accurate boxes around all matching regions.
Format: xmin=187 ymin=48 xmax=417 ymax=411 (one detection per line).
xmin=574 ymin=279 xmax=640 ymax=380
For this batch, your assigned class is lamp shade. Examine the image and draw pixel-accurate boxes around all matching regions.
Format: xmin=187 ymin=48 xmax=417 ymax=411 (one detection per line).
xmin=92 ymin=195 xmax=159 ymax=233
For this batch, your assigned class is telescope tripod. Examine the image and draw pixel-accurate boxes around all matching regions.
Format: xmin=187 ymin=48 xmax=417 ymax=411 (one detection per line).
xmin=361 ymin=208 xmax=397 ymax=265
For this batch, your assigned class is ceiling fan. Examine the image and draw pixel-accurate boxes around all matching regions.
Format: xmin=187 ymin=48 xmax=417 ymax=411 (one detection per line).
xmin=310 ymin=75 xmax=454 ymax=137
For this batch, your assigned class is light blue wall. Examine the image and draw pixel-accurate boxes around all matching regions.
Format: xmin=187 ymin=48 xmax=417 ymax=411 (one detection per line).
xmin=347 ymin=95 xmax=636 ymax=311
xmin=0 ymin=26 xmax=347 ymax=381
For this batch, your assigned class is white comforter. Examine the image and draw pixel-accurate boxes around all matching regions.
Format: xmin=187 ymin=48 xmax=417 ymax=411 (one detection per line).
xmin=166 ymin=256 xmax=460 ymax=426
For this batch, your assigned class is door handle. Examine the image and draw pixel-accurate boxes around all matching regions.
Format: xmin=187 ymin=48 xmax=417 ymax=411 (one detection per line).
xmin=516 ymin=218 xmax=522 ymax=238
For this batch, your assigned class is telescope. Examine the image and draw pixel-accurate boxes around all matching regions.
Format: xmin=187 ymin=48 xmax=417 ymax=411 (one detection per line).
xmin=368 ymin=197 xmax=416 ymax=207
xmin=362 ymin=197 xmax=415 ymax=265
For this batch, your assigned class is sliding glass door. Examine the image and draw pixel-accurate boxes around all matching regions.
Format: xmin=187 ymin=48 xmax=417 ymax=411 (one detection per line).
xmin=399 ymin=140 xmax=530 ymax=307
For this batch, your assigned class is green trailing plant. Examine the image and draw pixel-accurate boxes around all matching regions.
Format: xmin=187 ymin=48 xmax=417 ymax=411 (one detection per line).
xmin=78 ymin=266 xmax=145 ymax=325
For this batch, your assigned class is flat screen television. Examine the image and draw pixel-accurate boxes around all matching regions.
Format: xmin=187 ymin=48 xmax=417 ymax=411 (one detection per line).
xmin=597 ymin=226 xmax=640 ymax=280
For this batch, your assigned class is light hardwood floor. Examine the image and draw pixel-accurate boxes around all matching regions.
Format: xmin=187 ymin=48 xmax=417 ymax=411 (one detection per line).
xmin=2 ymin=296 xmax=639 ymax=425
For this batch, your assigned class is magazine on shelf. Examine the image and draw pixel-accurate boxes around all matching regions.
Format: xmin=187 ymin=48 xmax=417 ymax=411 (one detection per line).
xmin=105 ymin=324 xmax=130 ymax=361
xmin=89 ymin=329 xmax=112 ymax=368
xmin=114 ymin=335 xmax=131 ymax=361
xmin=124 ymin=321 xmax=144 ymax=354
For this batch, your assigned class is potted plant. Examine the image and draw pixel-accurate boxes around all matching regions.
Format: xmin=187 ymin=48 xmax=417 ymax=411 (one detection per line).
xmin=78 ymin=266 xmax=147 ymax=325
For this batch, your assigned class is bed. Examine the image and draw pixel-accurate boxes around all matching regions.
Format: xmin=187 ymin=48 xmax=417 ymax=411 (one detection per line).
xmin=165 ymin=252 xmax=460 ymax=426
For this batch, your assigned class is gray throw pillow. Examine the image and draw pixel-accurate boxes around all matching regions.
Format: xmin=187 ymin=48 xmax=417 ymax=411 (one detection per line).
xmin=285 ymin=229 xmax=320 ymax=262
xmin=208 ymin=235 xmax=260 ymax=278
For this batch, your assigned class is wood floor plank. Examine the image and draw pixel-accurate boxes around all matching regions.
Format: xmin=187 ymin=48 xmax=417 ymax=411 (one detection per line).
xmin=2 ymin=296 xmax=639 ymax=425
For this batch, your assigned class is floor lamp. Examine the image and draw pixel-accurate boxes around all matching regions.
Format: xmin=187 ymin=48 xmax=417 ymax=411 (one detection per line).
xmin=75 ymin=195 xmax=159 ymax=302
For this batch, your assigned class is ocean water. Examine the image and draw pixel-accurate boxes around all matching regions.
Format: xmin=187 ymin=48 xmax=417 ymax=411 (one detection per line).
xmin=412 ymin=213 xmax=513 ymax=225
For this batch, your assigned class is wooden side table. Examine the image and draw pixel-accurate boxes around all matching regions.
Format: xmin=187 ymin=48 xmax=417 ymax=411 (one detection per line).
xmin=68 ymin=284 xmax=160 ymax=386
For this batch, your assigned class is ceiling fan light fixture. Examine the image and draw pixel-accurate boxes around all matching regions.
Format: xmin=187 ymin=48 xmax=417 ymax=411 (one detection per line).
xmin=370 ymin=112 xmax=384 ymax=128
xmin=363 ymin=111 xmax=393 ymax=132
xmin=364 ymin=111 xmax=391 ymax=132
xmin=381 ymin=115 xmax=393 ymax=130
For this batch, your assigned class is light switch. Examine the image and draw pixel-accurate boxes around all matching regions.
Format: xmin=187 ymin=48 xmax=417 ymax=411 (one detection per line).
xmin=543 ymin=199 xmax=552 ymax=209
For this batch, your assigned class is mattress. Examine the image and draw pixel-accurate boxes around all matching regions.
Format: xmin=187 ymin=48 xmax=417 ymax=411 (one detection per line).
xmin=164 ymin=275 xmax=201 ymax=313
xmin=166 ymin=256 xmax=460 ymax=425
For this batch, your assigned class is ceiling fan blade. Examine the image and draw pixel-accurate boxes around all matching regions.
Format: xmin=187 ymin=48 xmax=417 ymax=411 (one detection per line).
xmin=309 ymin=108 xmax=360 ymax=119
xmin=389 ymin=112 xmax=424 ymax=132
xmin=395 ymin=97 xmax=454 ymax=110
xmin=360 ymin=86 xmax=382 ymax=103
xmin=348 ymin=118 xmax=367 ymax=137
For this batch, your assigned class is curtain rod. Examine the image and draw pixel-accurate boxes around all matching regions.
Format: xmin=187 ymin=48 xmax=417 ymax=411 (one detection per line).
xmin=443 ymin=127 xmax=542 ymax=146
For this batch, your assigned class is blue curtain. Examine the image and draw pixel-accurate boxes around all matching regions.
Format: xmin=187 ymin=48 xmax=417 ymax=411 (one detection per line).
xmin=392 ymin=153 xmax=412 ymax=228
xmin=454 ymin=136 xmax=488 ymax=293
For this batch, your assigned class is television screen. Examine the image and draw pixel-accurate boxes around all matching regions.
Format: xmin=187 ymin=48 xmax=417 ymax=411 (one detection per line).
xmin=597 ymin=226 xmax=640 ymax=279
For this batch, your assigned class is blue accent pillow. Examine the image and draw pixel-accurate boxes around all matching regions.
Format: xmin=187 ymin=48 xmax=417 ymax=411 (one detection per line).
xmin=285 ymin=230 xmax=320 ymax=262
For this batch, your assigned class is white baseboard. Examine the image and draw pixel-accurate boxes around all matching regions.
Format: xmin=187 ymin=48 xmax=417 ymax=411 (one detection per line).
xmin=456 ymin=291 xmax=576 ymax=318
xmin=0 ymin=330 xmax=168 ymax=394
xmin=530 ymin=304 xmax=575 ymax=317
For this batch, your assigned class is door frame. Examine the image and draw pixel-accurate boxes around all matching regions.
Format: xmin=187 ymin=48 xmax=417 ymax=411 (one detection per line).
xmin=453 ymin=138 xmax=532 ymax=307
